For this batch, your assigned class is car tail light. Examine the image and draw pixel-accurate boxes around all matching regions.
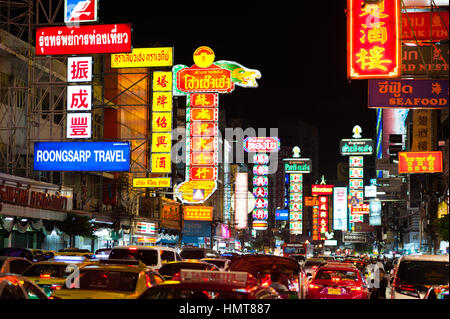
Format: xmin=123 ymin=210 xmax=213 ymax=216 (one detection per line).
xmin=40 ymin=274 xmax=51 ymax=279
xmin=50 ymin=285 xmax=62 ymax=291
xmin=393 ymin=278 xmax=419 ymax=297
xmin=129 ymin=247 xmax=137 ymax=251
xmin=309 ymin=284 xmax=321 ymax=289
xmin=172 ymin=272 xmax=181 ymax=281
xmin=350 ymin=286 xmax=362 ymax=291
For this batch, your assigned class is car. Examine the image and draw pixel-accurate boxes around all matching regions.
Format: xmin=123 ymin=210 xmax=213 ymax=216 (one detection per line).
xmin=0 ymin=256 xmax=33 ymax=274
xmin=30 ymin=249 xmax=56 ymax=262
xmin=317 ymin=255 xmax=336 ymax=262
xmin=304 ymin=258 xmax=327 ymax=279
xmin=137 ymin=269 xmax=281 ymax=299
xmin=388 ymin=254 xmax=449 ymax=299
xmin=0 ymin=247 xmax=34 ymax=262
xmin=424 ymin=285 xmax=449 ymax=299
xmin=158 ymin=260 xmax=220 ymax=280
xmin=0 ymin=273 xmax=49 ymax=299
xmin=108 ymin=245 xmax=182 ymax=271
xmin=306 ymin=262 xmax=369 ymax=299
xmin=50 ymin=259 xmax=165 ymax=299
xmin=180 ymin=247 xmax=219 ymax=260
xmin=200 ymin=258 xmax=231 ymax=271
xmin=342 ymin=258 xmax=368 ymax=274
xmin=94 ymin=248 xmax=111 ymax=260
xmin=21 ymin=255 xmax=93 ymax=296
xmin=228 ymin=254 xmax=308 ymax=299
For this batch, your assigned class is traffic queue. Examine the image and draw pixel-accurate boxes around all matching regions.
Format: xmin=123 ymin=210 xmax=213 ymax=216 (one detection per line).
xmin=0 ymin=245 xmax=448 ymax=300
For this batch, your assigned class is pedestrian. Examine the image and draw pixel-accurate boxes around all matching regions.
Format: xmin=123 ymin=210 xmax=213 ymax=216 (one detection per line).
xmin=269 ymin=272 xmax=289 ymax=292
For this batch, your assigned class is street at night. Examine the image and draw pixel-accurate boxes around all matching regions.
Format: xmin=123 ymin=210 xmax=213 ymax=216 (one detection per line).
xmin=0 ymin=0 xmax=448 ymax=310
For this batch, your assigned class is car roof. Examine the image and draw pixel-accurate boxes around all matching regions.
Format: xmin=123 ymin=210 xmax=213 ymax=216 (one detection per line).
xmin=79 ymin=264 xmax=146 ymax=273
xmin=400 ymin=254 xmax=449 ymax=262
xmin=112 ymin=245 xmax=177 ymax=252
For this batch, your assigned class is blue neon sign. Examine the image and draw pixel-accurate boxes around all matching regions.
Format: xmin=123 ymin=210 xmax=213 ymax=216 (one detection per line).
xmin=34 ymin=141 xmax=130 ymax=171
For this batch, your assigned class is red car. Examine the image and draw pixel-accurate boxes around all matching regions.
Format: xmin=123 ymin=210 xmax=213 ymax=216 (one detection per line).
xmin=306 ymin=262 xmax=369 ymax=299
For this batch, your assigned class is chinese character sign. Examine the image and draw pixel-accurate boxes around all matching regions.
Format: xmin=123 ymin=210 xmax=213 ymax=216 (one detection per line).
xmin=289 ymin=173 xmax=303 ymax=235
xmin=66 ymin=113 xmax=91 ymax=138
xmin=347 ymin=0 xmax=401 ymax=79
xmin=68 ymin=57 xmax=93 ymax=82
xmin=252 ymin=153 xmax=269 ymax=229
xmin=151 ymin=70 xmax=173 ymax=176
xmin=67 ymin=85 xmax=92 ymax=111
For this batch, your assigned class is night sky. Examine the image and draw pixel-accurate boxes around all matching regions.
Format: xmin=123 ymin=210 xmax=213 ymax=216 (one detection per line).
xmin=100 ymin=0 xmax=377 ymax=179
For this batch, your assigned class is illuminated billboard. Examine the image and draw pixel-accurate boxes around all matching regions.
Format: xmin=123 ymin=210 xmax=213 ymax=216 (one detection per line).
xmin=34 ymin=142 xmax=130 ymax=171
xmin=111 ymin=47 xmax=173 ymax=68
xmin=35 ymin=24 xmax=132 ymax=55
xmin=64 ymin=0 xmax=98 ymax=23
xmin=398 ymin=151 xmax=443 ymax=174
xmin=235 ymin=173 xmax=248 ymax=230
xmin=333 ymin=187 xmax=348 ymax=231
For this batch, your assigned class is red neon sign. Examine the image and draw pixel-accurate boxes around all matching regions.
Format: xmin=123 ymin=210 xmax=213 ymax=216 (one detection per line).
xmin=398 ymin=151 xmax=443 ymax=174
xmin=347 ymin=0 xmax=401 ymax=79
xmin=35 ymin=23 xmax=132 ymax=55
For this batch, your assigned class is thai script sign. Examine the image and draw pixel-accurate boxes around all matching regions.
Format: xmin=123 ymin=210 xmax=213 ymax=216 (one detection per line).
xmin=311 ymin=185 xmax=334 ymax=196
xmin=177 ymin=65 xmax=233 ymax=93
xmin=402 ymin=44 xmax=449 ymax=76
xmin=402 ymin=11 xmax=449 ymax=41
xmin=398 ymin=151 xmax=443 ymax=174
xmin=0 ymin=184 xmax=68 ymax=211
xmin=34 ymin=142 xmax=130 ymax=171
xmin=343 ymin=232 xmax=367 ymax=243
xmin=368 ymin=79 xmax=449 ymax=109
xmin=183 ymin=206 xmax=213 ymax=221
xmin=347 ymin=0 xmax=401 ymax=79
xmin=340 ymin=139 xmax=374 ymax=155
xmin=132 ymin=178 xmax=171 ymax=188
xmin=111 ymin=47 xmax=173 ymax=68
xmin=243 ymin=137 xmax=280 ymax=153
xmin=283 ymin=159 xmax=311 ymax=173
xmin=35 ymin=23 xmax=132 ymax=55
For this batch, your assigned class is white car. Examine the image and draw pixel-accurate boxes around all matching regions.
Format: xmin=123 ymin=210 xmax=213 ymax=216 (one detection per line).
xmin=108 ymin=246 xmax=182 ymax=271
xmin=388 ymin=254 xmax=449 ymax=299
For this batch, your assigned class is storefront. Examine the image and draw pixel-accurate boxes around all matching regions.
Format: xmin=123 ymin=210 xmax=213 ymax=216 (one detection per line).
xmin=0 ymin=173 xmax=72 ymax=250
xmin=157 ymin=198 xmax=182 ymax=246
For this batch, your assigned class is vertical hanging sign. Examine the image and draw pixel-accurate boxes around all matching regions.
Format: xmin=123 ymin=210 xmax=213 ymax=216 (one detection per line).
xmin=151 ymin=71 xmax=173 ymax=174
xmin=67 ymin=56 xmax=93 ymax=139
xmin=347 ymin=0 xmax=401 ymax=79
xmin=173 ymin=46 xmax=261 ymax=205
xmin=283 ymin=146 xmax=310 ymax=236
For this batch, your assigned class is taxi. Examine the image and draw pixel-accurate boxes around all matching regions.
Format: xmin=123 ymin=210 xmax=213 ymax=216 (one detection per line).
xmin=137 ymin=269 xmax=281 ymax=299
xmin=21 ymin=255 xmax=92 ymax=297
xmin=306 ymin=262 xmax=369 ymax=299
xmin=50 ymin=259 xmax=165 ymax=299
xmin=228 ymin=254 xmax=308 ymax=299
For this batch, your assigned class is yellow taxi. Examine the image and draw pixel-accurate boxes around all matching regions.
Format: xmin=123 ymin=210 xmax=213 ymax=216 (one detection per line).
xmin=21 ymin=255 xmax=92 ymax=297
xmin=50 ymin=259 xmax=165 ymax=299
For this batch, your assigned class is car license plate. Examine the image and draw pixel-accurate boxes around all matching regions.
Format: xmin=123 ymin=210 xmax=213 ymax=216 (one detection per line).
xmin=327 ymin=288 xmax=341 ymax=295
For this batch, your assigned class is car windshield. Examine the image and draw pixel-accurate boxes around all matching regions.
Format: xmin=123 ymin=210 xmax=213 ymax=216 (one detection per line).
xmin=22 ymin=264 xmax=75 ymax=278
xmin=108 ymin=249 xmax=158 ymax=266
xmin=140 ymin=288 xmax=247 ymax=299
xmin=396 ymin=260 xmax=449 ymax=286
xmin=203 ymin=260 xmax=226 ymax=269
xmin=76 ymin=270 xmax=138 ymax=292
xmin=315 ymin=269 xmax=359 ymax=282
xmin=180 ymin=250 xmax=204 ymax=259
xmin=159 ymin=263 xmax=211 ymax=277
